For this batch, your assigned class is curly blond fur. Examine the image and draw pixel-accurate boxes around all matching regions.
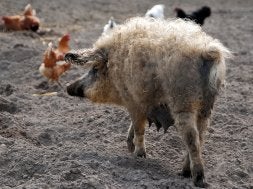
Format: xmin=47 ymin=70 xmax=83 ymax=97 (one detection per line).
xmin=66 ymin=17 xmax=232 ymax=187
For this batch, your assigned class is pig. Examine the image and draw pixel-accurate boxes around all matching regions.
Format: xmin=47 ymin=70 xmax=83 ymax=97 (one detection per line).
xmin=65 ymin=17 xmax=231 ymax=187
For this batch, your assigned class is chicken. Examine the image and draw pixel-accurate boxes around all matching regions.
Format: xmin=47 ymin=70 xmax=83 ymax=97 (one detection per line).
xmin=174 ymin=6 xmax=211 ymax=26
xmin=54 ymin=34 xmax=71 ymax=60
xmin=145 ymin=4 xmax=165 ymax=19
xmin=102 ymin=17 xmax=117 ymax=36
xmin=2 ymin=4 xmax=40 ymax=32
xmin=39 ymin=39 xmax=71 ymax=86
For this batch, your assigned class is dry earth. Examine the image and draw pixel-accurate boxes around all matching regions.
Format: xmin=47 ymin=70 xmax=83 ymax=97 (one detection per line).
xmin=0 ymin=0 xmax=252 ymax=188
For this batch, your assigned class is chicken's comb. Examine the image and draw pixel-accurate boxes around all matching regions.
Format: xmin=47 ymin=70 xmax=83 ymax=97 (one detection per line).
xmin=62 ymin=33 xmax=70 ymax=41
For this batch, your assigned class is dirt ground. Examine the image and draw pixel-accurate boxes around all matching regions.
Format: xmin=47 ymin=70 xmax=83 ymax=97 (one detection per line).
xmin=0 ymin=0 xmax=252 ymax=188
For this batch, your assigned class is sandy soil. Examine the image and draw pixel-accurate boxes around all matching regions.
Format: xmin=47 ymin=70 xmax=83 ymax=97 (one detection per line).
xmin=0 ymin=0 xmax=252 ymax=188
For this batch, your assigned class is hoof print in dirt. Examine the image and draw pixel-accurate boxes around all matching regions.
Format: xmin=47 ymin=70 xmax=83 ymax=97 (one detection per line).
xmin=0 ymin=83 xmax=14 ymax=96
xmin=13 ymin=43 xmax=26 ymax=49
xmin=34 ymin=81 xmax=50 ymax=90
xmin=0 ymin=97 xmax=18 ymax=113
xmin=62 ymin=168 xmax=83 ymax=181
xmin=0 ymin=114 xmax=14 ymax=129
xmin=35 ymin=81 xmax=62 ymax=91
xmin=37 ymin=132 xmax=52 ymax=146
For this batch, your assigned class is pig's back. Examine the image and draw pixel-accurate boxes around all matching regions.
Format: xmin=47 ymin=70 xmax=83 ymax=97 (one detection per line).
xmin=93 ymin=17 xmax=229 ymax=108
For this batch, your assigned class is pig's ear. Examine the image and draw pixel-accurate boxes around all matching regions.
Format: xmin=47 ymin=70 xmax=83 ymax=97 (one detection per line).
xmin=65 ymin=48 xmax=108 ymax=67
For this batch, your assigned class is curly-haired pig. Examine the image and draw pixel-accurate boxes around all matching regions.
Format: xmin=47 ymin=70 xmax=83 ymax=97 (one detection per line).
xmin=65 ymin=17 xmax=231 ymax=187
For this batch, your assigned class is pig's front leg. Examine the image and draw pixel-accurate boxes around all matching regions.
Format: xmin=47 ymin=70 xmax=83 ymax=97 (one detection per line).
xmin=127 ymin=113 xmax=147 ymax=158
xmin=127 ymin=122 xmax=135 ymax=153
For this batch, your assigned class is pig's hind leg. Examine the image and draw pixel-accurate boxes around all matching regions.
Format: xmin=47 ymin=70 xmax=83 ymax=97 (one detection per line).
xmin=175 ymin=111 xmax=207 ymax=188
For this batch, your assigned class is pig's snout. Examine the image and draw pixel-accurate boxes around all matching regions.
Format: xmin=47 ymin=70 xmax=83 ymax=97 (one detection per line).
xmin=66 ymin=81 xmax=85 ymax=97
xmin=67 ymin=69 xmax=96 ymax=98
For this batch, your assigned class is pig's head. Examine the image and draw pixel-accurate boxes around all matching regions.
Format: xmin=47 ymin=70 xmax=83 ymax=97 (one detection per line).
xmin=65 ymin=48 xmax=121 ymax=104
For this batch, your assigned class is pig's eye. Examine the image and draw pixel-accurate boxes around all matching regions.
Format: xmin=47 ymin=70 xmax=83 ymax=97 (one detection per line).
xmin=91 ymin=67 xmax=99 ymax=77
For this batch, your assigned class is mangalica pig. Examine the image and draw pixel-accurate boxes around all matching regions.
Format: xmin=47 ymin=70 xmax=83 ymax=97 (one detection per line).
xmin=65 ymin=17 xmax=231 ymax=187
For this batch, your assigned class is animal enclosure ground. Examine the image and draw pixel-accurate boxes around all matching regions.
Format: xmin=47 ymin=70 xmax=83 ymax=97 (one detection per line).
xmin=0 ymin=0 xmax=252 ymax=188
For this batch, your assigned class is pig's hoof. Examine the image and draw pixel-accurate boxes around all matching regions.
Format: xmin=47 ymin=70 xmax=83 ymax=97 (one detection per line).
xmin=193 ymin=177 xmax=208 ymax=188
xmin=192 ymin=165 xmax=207 ymax=188
xmin=134 ymin=148 xmax=146 ymax=158
xmin=127 ymin=138 xmax=135 ymax=153
xmin=179 ymin=169 xmax=191 ymax=178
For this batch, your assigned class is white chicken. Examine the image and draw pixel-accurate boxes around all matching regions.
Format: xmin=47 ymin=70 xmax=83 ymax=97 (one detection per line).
xmin=145 ymin=4 xmax=165 ymax=19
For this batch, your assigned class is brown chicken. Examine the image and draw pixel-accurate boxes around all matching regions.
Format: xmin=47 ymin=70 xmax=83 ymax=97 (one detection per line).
xmin=54 ymin=34 xmax=71 ymax=61
xmin=2 ymin=4 xmax=40 ymax=32
xmin=39 ymin=34 xmax=71 ymax=86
